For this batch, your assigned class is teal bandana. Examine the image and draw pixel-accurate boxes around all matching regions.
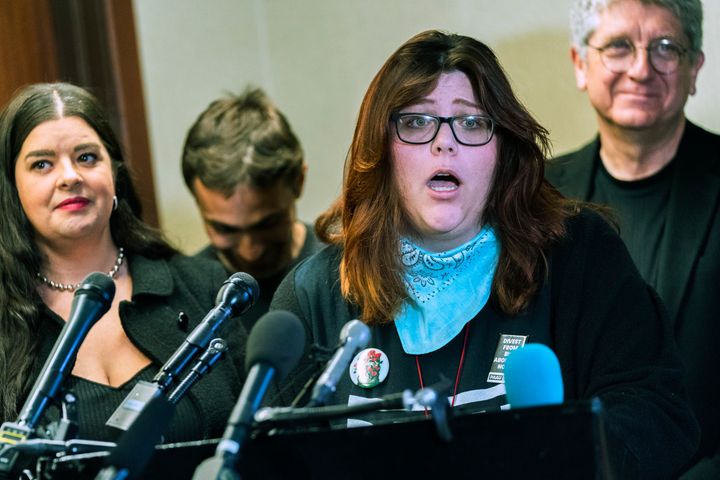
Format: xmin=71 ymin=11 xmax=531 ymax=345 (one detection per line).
xmin=395 ymin=225 xmax=499 ymax=354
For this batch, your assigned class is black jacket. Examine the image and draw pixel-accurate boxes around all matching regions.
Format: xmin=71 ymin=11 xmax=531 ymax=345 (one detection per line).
xmin=547 ymin=122 xmax=720 ymax=478
xmin=30 ymin=253 xmax=248 ymax=441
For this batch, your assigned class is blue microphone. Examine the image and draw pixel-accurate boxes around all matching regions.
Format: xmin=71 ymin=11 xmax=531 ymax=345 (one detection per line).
xmin=504 ymin=343 xmax=564 ymax=408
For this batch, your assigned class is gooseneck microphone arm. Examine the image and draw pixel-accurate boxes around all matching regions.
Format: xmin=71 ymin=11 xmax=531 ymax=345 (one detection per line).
xmin=255 ymin=379 xmax=453 ymax=433
xmin=167 ymin=338 xmax=228 ymax=405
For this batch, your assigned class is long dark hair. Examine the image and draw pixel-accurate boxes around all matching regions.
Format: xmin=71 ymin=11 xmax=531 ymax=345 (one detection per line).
xmin=316 ymin=30 xmax=576 ymax=324
xmin=0 ymin=83 xmax=176 ymax=421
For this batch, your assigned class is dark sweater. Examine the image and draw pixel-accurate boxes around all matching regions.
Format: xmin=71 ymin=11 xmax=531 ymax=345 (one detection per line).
xmin=29 ymin=253 xmax=248 ymax=442
xmin=271 ymin=210 xmax=700 ymax=478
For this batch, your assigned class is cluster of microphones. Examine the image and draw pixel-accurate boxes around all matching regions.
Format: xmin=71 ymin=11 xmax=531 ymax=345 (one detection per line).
xmin=0 ymin=271 xmax=564 ymax=480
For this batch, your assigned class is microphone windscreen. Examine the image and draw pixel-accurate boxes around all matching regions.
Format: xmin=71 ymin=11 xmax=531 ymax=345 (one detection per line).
xmin=340 ymin=319 xmax=371 ymax=350
xmin=504 ymin=343 xmax=564 ymax=408
xmin=245 ymin=310 xmax=305 ymax=381
xmin=217 ymin=272 xmax=260 ymax=316
xmin=76 ymin=271 xmax=116 ymax=307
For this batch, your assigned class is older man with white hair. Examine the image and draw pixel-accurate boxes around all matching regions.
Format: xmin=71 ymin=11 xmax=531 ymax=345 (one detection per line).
xmin=547 ymin=1 xmax=719 ymax=476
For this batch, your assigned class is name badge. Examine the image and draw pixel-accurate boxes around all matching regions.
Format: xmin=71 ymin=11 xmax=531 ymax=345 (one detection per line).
xmin=487 ymin=334 xmax=528 ymax=384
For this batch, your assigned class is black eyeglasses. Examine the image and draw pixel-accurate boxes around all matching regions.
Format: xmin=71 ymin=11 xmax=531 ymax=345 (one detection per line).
xmin=390 ymin=113 xmax=495 ymax=146
xmin=587 ymin=37 xmax=688 ymax=74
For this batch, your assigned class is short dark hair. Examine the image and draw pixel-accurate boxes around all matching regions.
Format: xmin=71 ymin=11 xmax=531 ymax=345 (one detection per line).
xmin=182 ymin=87 xmax=304 ymax=195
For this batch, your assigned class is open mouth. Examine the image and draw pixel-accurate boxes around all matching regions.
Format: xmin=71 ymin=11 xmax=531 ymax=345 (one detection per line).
xmin=428 ymin=172 xmax=460 ymax=192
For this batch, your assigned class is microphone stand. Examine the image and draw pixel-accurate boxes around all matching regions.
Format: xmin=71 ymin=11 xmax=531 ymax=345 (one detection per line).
xmin=49 ymin=392 xmax=79 ymax=443
xmin=0 ymin=390 xmax=85 ymax=479
xmin=255 ymin=391 xmax=409 ymax=428
xmin=255 ymin=381 xmax=455 ymax=443
xmin=167 ymin=338 xmax=228 ymax=405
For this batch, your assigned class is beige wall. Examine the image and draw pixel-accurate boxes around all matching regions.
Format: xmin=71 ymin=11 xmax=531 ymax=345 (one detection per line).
xmin=132 ymin=0 xmax=720 ymax=253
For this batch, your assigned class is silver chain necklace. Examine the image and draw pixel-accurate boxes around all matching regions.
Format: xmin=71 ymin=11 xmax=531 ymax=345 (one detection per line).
xmin=37 ymin=247 xmax=125 ymax=292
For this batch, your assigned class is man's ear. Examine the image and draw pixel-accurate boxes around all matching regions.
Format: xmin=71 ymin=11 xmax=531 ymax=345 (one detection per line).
xmin=571 ymin=46 xmax=588 ymax=91
xmin=688 ymin=51 xmax=705 ymax=96
xmin=293 ymin=163 xmax=307 ymax=198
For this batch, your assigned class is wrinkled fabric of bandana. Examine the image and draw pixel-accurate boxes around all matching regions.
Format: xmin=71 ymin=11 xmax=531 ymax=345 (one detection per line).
xmin=395 ymin=225 xmax=499 ymax=354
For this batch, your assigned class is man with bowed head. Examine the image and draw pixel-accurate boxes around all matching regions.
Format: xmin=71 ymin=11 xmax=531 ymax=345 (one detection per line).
xmin=181 ymin=88 xmax=321 ymax=332
xmin=272 ymin=29 xmax=699 ymax=478
xmin=546 ymin=1 xmax=718 ymax=476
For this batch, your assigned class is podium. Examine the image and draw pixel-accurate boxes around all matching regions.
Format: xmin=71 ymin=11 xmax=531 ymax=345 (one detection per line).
xmin=47 ymin=400 xmax=611 ymax=479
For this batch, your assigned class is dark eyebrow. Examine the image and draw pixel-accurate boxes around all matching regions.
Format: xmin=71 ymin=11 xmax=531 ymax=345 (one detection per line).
xmin=207 ymin=219 xmax=243 ymax=233
xmin=74 ymin=143 xmax=102 ymax=153
xmin=409 ymin=98 xmax=481 ymax=109
xmin=453 ymin=98 xmax=481 ymax=108
xmin=22 ymin=143 xmax=101 ymax=161
xmin=24 ymin=149 xmax=56 ymax=160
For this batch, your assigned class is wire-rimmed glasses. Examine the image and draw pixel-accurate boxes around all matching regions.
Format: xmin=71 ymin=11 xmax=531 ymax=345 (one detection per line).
xmin=587 ymin=37 xmax=688 ymax=74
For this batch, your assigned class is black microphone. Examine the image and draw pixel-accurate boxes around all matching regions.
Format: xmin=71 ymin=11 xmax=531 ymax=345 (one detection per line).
xmin=0 ymin=273 xmax=114 ymax=477
xmin=106 ymin=272 xmax=258 ymax=432
xmin=153 ymin=272 xmax=259 ymax=390
xmin=191 ymin=310 xmax=306 ymax=480
xmin=18 ymin=272 xmax=116 ymax=431
xmin=308 ymin=319 xmax=370 ymax=407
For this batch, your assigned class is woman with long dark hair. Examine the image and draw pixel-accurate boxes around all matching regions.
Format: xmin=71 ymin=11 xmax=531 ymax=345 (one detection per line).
xmin=0 ymin=83 xmax=247 ymax=442
xmin=272 ymin=30 xmax=699 ymax=477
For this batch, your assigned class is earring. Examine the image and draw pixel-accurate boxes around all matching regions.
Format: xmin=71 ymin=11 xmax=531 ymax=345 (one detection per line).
xmin=112 ymin=195 xmax=118 ymax=211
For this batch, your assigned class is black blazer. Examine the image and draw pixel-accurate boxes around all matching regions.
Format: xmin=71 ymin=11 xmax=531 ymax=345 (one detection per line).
xmin=546 ymin=121 xmax=720 ymax=477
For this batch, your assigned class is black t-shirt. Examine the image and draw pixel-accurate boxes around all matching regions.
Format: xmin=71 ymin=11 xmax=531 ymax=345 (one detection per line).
xmin=590 ymin=157 xmax=674 ymax=285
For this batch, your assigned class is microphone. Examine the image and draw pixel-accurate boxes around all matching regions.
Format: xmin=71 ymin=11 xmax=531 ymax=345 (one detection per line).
xmin=17 ymin=272 xmax=116 ymax=431
xmin=153 ymin=272 xmax=259 ymax=390
xmin=191 ymin=310 xmax=306 ymax=480
xmin=308 ymin=319 xmax=371 ymax=407
xmin=0 ymin=273 xmax=114 ymax=477
xmin=106 ymin=272 xmax=258 ymax=431
xmin=504 ymin=343 xmax=564 ymax=408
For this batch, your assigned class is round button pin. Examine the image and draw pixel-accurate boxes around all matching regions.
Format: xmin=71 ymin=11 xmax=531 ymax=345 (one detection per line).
xmin=350 ymin=348 xmax=389 ymax=388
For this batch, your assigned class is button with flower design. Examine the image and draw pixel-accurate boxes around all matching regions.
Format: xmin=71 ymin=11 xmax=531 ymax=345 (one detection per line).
xmin=349 ymin=348 xmax=389 ymax=388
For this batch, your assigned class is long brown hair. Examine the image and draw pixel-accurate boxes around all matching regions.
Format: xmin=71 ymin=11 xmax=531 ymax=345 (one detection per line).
xmin=316 ymin=30 xmax=574 ymax=325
